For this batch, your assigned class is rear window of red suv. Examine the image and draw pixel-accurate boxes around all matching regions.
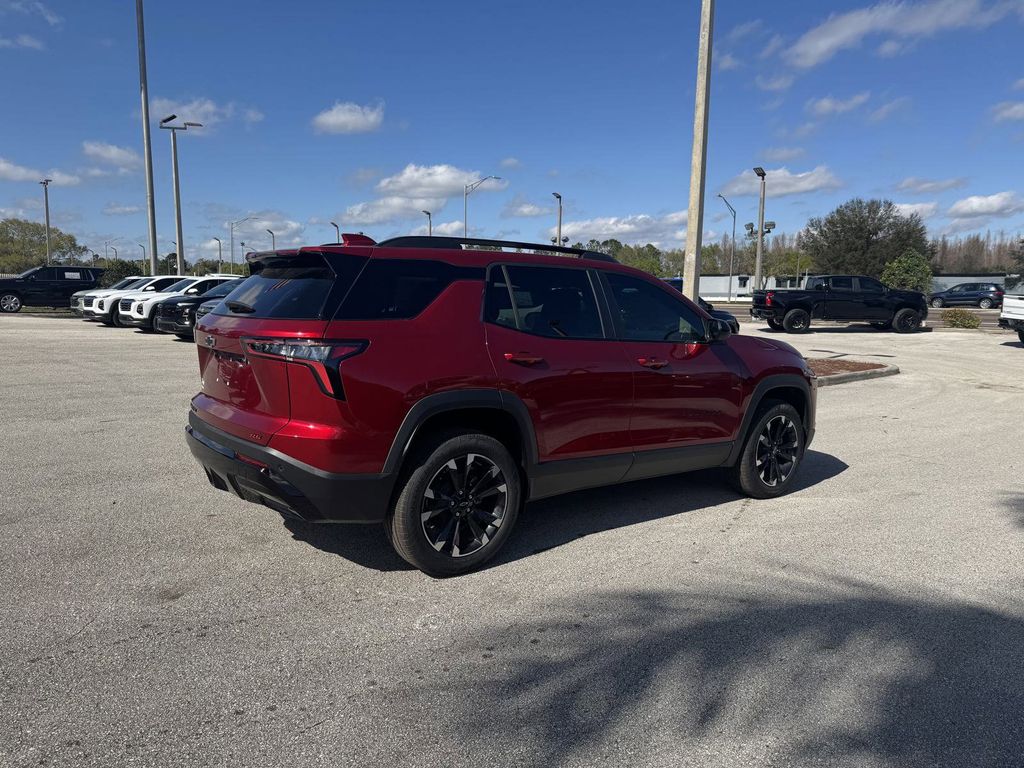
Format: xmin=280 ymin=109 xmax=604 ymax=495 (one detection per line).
xmin=215 ymin=252 xmax=366 ymax=319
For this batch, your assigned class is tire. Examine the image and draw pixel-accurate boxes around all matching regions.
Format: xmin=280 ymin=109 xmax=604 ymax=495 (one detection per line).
xmin=979 ymin=298 xmax=993 ymax=309
xmin=388 ymin=430 xmax=522 ymax=577
xmin=0 ymin=292 xmax=23 ymax=313
xmin=782 ymin=308 xmax=811 ymax=333
xmin=892 ymin=307 xmax=922 ymax=333
xmin=1018 ymin=330 xmax=1024 ymax=345
xmin=931 ymin=298 xmax=944 ymax=308
xmin=870 ymin=321 xmax=892 ymax=330
xmin=729 ymin=401 xmax=805 ymax=499
xmin=766 ymin=318 xmax=784 ymax=331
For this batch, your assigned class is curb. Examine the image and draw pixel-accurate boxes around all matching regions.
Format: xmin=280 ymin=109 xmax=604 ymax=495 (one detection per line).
xmin=816 ymin=364 xmax=900 ymax=388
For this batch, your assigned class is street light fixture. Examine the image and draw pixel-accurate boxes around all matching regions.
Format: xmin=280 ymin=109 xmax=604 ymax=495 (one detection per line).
xmin=422 ymin=210 xmax=432 ymax=236
xmin=111 ymin=246 xmax=118 ymax=260
xmin=212 ymin=236 xmax=222 ymax=272
xmin=160 ymin=115 xmax=203 ymax=275
xmin=266 ymin=229 xmax=275 ymax=250
xmin=552 ymin=192 xmax=562 ymax=246
xmin=330 ymin=221 xmax=340 ymax=243
xmin=464 ymin=175 xmax=501 ymax=237
xmin=39 ymin=179 xmax=52 ymax=265
xmin=137 ymin=242 xmax=146 ymax=266
xmin=104 ymin=238 xmax=120 ymax=262
xmin=717 ymin=193 xmax=737 ymax=302
xmin=753 ymin=167 xmax=768 ymax=290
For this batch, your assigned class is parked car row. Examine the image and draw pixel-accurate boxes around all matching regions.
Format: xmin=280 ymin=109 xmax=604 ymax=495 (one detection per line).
xmin=70 ymin=273 xmax=241 ymax=338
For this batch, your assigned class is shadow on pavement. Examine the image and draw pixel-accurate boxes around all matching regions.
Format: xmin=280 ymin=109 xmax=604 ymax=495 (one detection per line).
xmin=433 ymin=583 xmax=1024 ymax=767
xmin=286 ymin=450 xmax=847 ymax=573
xmin=1000 ymin=340 xmax=1023 ymax=349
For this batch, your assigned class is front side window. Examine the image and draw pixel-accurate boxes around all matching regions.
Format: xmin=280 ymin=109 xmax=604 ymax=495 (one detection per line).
xmin=604 ymin=272 xmax=705 ymax=343
xmin=485 ymin=265 xmax=603 ymax=339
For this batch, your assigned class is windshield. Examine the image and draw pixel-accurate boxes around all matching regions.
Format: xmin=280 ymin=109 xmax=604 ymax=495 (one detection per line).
xmin=204 ymin=281 xmax=239 ymax=299
xmin=161 ymin=278 xmax=198 ymax=293
xmin=110 ymin=278 xmax=142 ymax=290
xmin=16 ymin=267 xmax=40 ymax=278
xmin=122 ymin=278 xmax=149 ymax=289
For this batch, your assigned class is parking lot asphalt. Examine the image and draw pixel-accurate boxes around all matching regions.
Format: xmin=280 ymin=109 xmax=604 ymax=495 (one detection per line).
xmin=2 ymin=316 xmax=1023 ymax=768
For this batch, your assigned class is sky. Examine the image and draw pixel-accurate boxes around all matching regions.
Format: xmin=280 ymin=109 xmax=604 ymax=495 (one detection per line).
xmin=1 ymin=0 xmax=1023 ymax=263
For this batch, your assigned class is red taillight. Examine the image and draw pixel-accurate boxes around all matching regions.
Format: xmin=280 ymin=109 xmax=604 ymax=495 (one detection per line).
xmin=995 ymin=290 xmax=1004 ymax=296
xmin=242 ymin=338 xmax=366 ymax=399
xmin=766 ymin=291 xmax=775 ymax=307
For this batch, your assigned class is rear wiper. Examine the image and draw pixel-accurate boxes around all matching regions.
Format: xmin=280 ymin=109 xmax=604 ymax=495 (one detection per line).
xmin=224 ymin=300 xmax=256 ymax=314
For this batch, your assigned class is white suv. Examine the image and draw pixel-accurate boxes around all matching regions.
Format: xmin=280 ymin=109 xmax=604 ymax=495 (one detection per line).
xmin=119 ymin=274 xmax=240 ymax=331
xmin=84 ymin=276 xmax=182 ymax=325
xmin=71 ymin=276 xmax=142 ymax=315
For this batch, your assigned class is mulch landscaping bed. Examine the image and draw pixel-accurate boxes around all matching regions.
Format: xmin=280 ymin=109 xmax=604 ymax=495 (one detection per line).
xmin=806 ymin=358 xmax=886 ymax=377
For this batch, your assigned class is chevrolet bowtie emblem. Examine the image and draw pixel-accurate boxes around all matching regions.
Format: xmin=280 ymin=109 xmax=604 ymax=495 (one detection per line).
xmin=204 ymin=335 xmax=216 ymax=347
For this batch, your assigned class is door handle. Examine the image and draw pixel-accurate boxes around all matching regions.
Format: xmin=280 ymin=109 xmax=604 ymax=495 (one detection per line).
xmin=637 ymin=357 xmax=668 ymax=369
xmin=504 ymin=353 xmax=545 ymax=365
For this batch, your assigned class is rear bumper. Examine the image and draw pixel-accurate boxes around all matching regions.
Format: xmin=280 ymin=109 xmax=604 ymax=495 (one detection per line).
xmin=999 ymin=317 xmax=1024 ymax=330
xmin=750 ymin=308 xmax=779 ymax=320
xmin=185 ymin=412 xmax=394 ymax=524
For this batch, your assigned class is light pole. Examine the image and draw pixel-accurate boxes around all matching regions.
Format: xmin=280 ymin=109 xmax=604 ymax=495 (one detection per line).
xmin=137 ymin=243 xmax=146 ymax=268
xmin=111 ymin=246 xmax=118 ymax=260
xmin=682 ymin=0 xmax=716 ymax=302
xmin=160 ymin=115 xmax=202 ymax=275
xmin=212 ymin=236 xmax=222 ymax=272
xmin=717 ymin=193 xmax=736 ymax=301
xmin=464 ymin=175 xmax=501 ymax=237
xmin=330 ymin=221 xmax=340 ymax=243
xmin=422 ymin=210 xmax=432 ymax=236
xmin=104 ymin=238 xmax=120 ymax=262
xmin=228 ymin=215 xmax=253 ymax=272
xmin=135 ymin=0 xmax=158 ymax=277
xmin=266 ymin=229 xmax=275 ymax=250
xmin=552 ymin=192 xmax=562 ymax=246
xmin=39 ymin=178 xmax=52 ymax=265
xmin=753 ymin=167 xmax=767 ymax=290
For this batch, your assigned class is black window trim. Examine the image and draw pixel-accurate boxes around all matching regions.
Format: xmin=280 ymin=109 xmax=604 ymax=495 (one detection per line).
xmin=483 ymin=262 xmax=611 ymax=341
xmin=597 ymin=269 xmax=710 ymax=344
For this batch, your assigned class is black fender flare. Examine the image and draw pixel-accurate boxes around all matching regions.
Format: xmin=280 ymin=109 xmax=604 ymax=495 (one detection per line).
xmin=381 ymin=388 xmax=539 ymax=475
xmin=725 ymin=374 xmax=813 ymax=466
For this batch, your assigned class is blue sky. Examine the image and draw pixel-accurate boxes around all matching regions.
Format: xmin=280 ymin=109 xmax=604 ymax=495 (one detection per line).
xmin=1 ymin=0 xmax=1023 ymax=262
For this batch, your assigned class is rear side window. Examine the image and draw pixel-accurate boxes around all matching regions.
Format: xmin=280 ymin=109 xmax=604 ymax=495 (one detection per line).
xmin=830 ymin=276 xmax=854 ymax=291
xmin=217 ymin=253 xmax=366 ymax=319
xmin=486 ymin=265 xmax=603 ymax=339
xmin=336 ymin=259 xmax=479 ymax=320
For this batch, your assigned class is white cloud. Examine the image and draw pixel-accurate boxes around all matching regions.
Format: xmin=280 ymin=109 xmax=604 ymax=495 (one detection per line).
xmin=6 ymin=1 xmax=63 ymax=25
xmin=947 ymin=191 xmax=1024 ymax=219
xmin=894 ymin=202 xmax=938 ymax=219
xmin=993 ymin=101 xmax=1024 ymax=122
xmin=558 ymin=211 xmax=688 ymax=248
xmin=806 ymin=91 xmax=870 ymax=116
xmin=243 ymin=108 xmax=265 ymax=124
xmin=786 ymin=0 xmax=1015 ymax=69
xmin=82 ymin=141 xmax=141 ymax=170
xmin=0 ymin=156 xmax=79 ymax=186
xmin=897 ymin=176 xmax=967 ymax=194
xmin=718 ymin=53 xmax=741 ymax=71
xmin=499 ymin=157 xmax=521 ymax=169
xmin=0 ymin=33 xmax=43 ymax=49
xmin=102 ymin=203 xmax=141 ymax=216
xmin=1015 ymin=78 xmax=1024 ymax=90
xmin=150 ymin=97 xmax=260 ymax=131
xmin=762 ymin=147 xmax=804 ymax=162
xmin=721 ymin=165 xmax=842 ymax=197
xmin=755 ymin=73 xmax=794 ymax=92
xmin=411 ymin=220 xmax=465 ymax=237
xmin=502 ymin=195 xmax=553 ymax=218
xmin=761 ymin=34 xmax=785 ymax=59
xmin=869 ymin=97 xmax=909 ymax=122
xmin=727 ymin=20 xmax=762 ymax=42
xmin=311 ymin=101 xmax=384 ymax=134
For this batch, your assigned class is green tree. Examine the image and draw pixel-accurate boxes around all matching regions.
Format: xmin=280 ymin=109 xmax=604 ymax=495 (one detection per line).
xmin=99 ymin=259 xmax=148 ymax=287
xmin=0 ymin=218 xmax=90 ymax=273
xmin=1006 ymin=238 xmax=1024 ymax=290
xmin=880 ymin=249 xmax=934 ymax=293
xmin=798 ymin=199 xmax=930 ymax=277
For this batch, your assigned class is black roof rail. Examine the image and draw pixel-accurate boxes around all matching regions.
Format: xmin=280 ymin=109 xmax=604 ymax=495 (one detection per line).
xmin=375 ymin=235 xmax=618 ymax=263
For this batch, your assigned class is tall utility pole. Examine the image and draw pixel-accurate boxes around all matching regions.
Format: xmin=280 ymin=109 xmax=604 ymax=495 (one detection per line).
xmin=330 ymin=221 xmax=340 ymax=243
xmin=754 ymin=167 xmax=767 ymax=290
xmin=228 ymin=215 xmax=252 ymax=272
xmin=212 ymin=237 xmax=222 ymax=272
xmin=266 ymin=229 xmax=275 ymax=250
xmin=717 ymin=193 xmax=736 ymax=302
xmin=160 ymin=116 xmax=202 ymax=275
xmin=463 ymin=176 xmax=501 ymax=237
xmin=552 ymin=192 xmax=562 ymax=245
xmin=39 ymin=179 xmax=52 ymax=264
xmin=135 ymin=0 xmax=159 ymax=277
xmin=682 ymin=0 xmax=715 ymax=302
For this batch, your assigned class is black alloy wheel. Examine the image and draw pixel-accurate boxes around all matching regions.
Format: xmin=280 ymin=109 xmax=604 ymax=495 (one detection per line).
xmin=420 ymin=454 xmax=509 ymax=558
xmin=755 ymin=415 xmax=800 ymax=488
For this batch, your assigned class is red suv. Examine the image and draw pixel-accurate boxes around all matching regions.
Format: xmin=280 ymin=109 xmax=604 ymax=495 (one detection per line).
xmin=187 ymin=234 xmax=817 ymax=576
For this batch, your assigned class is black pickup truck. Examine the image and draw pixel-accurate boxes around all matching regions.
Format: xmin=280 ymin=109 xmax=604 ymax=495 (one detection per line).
xmin=0 ymin=265 xmax=105 ymax=313
xmin=751 ymin=275 xmax=928 ymax=333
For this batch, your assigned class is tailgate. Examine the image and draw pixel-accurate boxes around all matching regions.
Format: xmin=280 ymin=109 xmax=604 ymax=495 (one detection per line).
xmin=1001 ymin=294 xmax=1024 ymax=321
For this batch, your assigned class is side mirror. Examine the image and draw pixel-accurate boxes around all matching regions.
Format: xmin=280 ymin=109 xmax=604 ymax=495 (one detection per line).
xmin=813 ymin=282 xmax=825 ymax=291
xmin=185 ymin=288 xmax=199 ymax=295
xmin=703 ymin=301 xmax=715 ymax=311
xmin=707 ymin=318 xmax=732 ymax=343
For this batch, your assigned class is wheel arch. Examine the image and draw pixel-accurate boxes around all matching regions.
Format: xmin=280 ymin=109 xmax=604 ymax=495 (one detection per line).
xmin=726 ymin=375 xmax=812 ymax=466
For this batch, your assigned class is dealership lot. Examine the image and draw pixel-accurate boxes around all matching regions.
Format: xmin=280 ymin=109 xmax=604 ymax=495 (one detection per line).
xmin=2 ymin=316 xmax=1022 ymax=767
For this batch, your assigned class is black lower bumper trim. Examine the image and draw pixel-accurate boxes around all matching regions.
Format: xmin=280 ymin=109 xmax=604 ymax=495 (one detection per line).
xmin=155 ymin=318 xmax=193 ymax=334
xmin=186 ymin=412 xmax=394 ymax=524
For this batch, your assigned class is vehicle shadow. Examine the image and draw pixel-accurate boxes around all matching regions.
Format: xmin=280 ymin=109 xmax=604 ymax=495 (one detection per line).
xmin=425 ymin=581 xmax=1024 ymax=767
xmin=1000 ymin=340 xmax=1023 ymax=349
xmin=1002 ymin=492 xmax=1024 ymax=528
xmin=285 ymin=449 xmax=847 ymax=573
xmin=760 ymin=325 xmax=931 ymax=335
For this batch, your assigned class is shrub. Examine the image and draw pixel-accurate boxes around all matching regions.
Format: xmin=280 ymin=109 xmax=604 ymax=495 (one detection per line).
xmin=880 ymin=249 xmax=934 ymax=293
xmin=941 ymin=308 xmax=981 ymax=329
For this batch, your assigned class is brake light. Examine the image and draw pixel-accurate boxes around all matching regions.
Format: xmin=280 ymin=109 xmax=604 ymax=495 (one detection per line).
xmin=243 ymin=338 xmax=366 ymax=399
xmin=766 ymin=291 xmax=775 ymax=307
